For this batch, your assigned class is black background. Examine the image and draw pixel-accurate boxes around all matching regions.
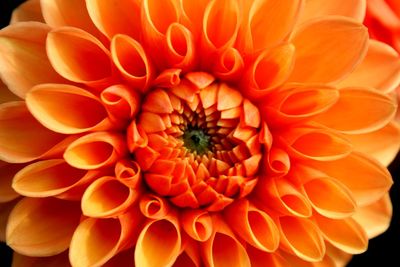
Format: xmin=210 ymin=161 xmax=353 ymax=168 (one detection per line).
xmin=0 ymin=0 xmax=398 ymax=266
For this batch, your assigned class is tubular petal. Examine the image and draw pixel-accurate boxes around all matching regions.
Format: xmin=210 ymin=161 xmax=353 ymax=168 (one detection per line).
xmin=82 ymin=176 xmax=139 ymax=218
xmin=152 ymin=69 xmax=182 ymax=88
xmin=26 ymin=84 xmax=111 ymax=134
xmin=139 ymin=193 xmax=170 ymax=219
xmin=247 ymin=246 xmax=289 ymax=267
xmin=212 ymin=47 xmax=244 ymax=82
xmin=181 ymin=209 xmax=213 ymax=241
xmin=10 ymin=0 xmax=44 ymax=24
xmin=11 ymin=251 xmax=70 ymax=267
xmin=47 ymin=27 xmax=112 ymax=85
xmin=315 ymin=215 xmax=368 ymax=254
xmin=111 ymin=34 xmax=154 ymax=92
xmin=0 ymin=162 xmax=22 ymax=202
xmin=0 ymin=22 xmax=65 ymax=98
xmin=263 ymin=147 xmax=291 ymax=176
xmin=135 ymin=215 xmax=182 ymax=267
xmin=166 ymin=23 xmax=196 ymax=70
xmin=289 ymin=17 xmax=368 ymax=83
xmin=0 ymin=101 xmax=65 ymax=163
xmin=180 ymin=0 xmax=209 ymax=36
xmin=115 ymin=159 xmax=142 ymax=189
xmin=126 ymin=120 xmax=148 ymax=153
xmin=338 ymin=40 xmax=400 ymax=93
xmin=86 ymin=0 xmax=141 ymax=40
xmin=279 ymin=216 xmax=325 ymax=262
xmin=6 ymin=197 xmax=81 ymax=257
xmin=224 ymin=199 xmax=280 ymax=252
xmin=64 ymin=132 xmax=127 ymax=170
xmin=314 ymin=87 xmax=397 ymax=134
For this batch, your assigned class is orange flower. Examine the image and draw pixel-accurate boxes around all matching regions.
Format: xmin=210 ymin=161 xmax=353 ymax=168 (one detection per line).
xmin=0 ymin=0 xmax=399 ymax=266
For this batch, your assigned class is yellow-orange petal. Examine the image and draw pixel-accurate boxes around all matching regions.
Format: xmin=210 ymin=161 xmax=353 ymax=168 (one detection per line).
xmin=6 ymin=197 xmax=81 ymax=257
xmin=338 ymin=40 xmax=400 ymax=93
xmin=181 ymin=209 xmax=213 ymax=241
xmin=224 ymin=199 xmax=280 ymax=252
xmin=299 ymin=0 xmax=366 ymax=24
xmin=12 ymin=251 xmax=70 ymax=267
xmin=26 ymin=84 xmax=111 ymax=134
xmin=278 ymin=216 xmax=325 ymax=262
xmin=111 ymin=34 xmax=154 ymax=92
xmin=212 ymin=47 xmax=244 ymax=82
xmin=201 ymin=216 xmax=251 ymax=267
xmin=307 ymin=151 xmax=393 ymax=206
xmin=86 ymin=0 xmax=141 ymax=40
xmin=263 ymin=147 xmax=291 ymax=176
xmin=0 ymin=162 xmax=22 ymax=202
xmin=115 ymin=159 xmax=142 ymax=189
xmin=0 ymin=22 xmax=65 ymax=98
xmin=325 ymin=243 xmax=353 ymax=267
xmin=353 ymin=194 xmax=392 ymax=239
xmin=81 ymin=176 xmax=139 ymax=218
xmin=135 ymin=214 xmax=182 ymax=267
xmin=70 ymin=210 xmax=143 ymax=267
xmin=0 ymin=200 xmax=18 ymax=242
xmin=10 ymin=0 xmax=44 ymax=24
xmin=289 ymin=17 xmax=368 ymax=83
xmin=314 ymin=87 xmax=396 ymax=134
xmin=315 ymin=215 xmax=368 ymax=254
xmin=180 ymin=0 xmax=209 ymax=37
xmin=47 ymin=27 xmax=112 ymax=86
xmin=0 ymin=101 xmax=65 ymax=163
xmin=139 ymin=193 xmax=170 ymax=219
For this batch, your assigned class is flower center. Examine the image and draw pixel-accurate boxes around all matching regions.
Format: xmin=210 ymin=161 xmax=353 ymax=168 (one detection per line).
xmin=129 ymin=73 xmax=263 ymax=211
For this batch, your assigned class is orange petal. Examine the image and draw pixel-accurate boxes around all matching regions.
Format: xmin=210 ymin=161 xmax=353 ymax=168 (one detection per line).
xmin=10 ymin=0 xmax=44 ymax=24
xmin=111 ymin=34 xmax=154 ymax=92
xmin=135 ymin=214 xmax=182 ymax=267
xmin=103 ymin=249 xmax=135 ymax=267
xmin=278 ymin=216 xmax=325 ymax=262
xmin=142 ymin=88 xmax=174 ymax=114
xmin=126 ymin=120 xmax=148 ymax=153
xmin=212 ymin=47 xmax=244 ymax=82
xmin=325 ymin=243 xmax=352 ymax=267
xmin=166 ymin=23 xmax=196 ymax=70
xmin=115 ymin=159 xmax=142 ymax=189
xmin=353 ymin=194 xmax=392 ymax=239
xmin=82 ymin=176 xmax=139 ymax=218
xmin=64 ymin=132 xmax=127 ymax=170
xmin=139 ymin=111 xmax=167 ymax=133
xmin=180 ymin=0 xmax=209 ymax=37
xmin=0 ymin=101 xmax=65 ymax=163
xmin=224 ymin=199 xmax=280 ymax=252
xmin=289 ymin=17 xmax=368 ymax=83
xmin=315 ymin=215 xmax=368 ymax=254
xmin=201 ymin=215 xmax=251 ymax=266
xmin=0 ymin=162 xmax=22 ymax=202
xmin=47 ymin=27 xmax=112 ymax=86
xmin=26 ymin=84 xmax=111 ymax=134
xmin=70 ymin=210 xmax=143 ymax=267
xmin=338 ymin=40 xmax=400 ymax=93
xmin=314 ymin=87 xmax=396 ymax=134
xmin=307 ymin=151 xmax=393 ymax=206
xmin=6 ymin=197 xmax=81 ymax=257
xmin=12 ymin=251 xmax=70 ymax=267
xmin=152 ymin=68 xmax=182 ymax=88
xmin=299 ymin=0 xmax=366 ymax=24
xmin=217 ymin=83 xmax=243 ymax=111
xmin=263 ymin=147 xmax=291 ymax=176
xmin=139 ymin=193 xmax=170 ymax=219
xmin=86 ymin=0 xmax=141 ymax=40
xmin=181 ymin=209 xmax=213 ymax=241
xmin=0 ymin=79 xmax=19 ymax=104
xmin=0 ymin=22 xmax=65 ymax=98
xmin=0 ymin=200 xmax=18 ymax=242
xmin=247 ymin=246 xmax=289 ymax=267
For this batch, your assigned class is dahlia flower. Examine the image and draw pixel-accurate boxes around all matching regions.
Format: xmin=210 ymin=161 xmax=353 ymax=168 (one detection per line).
xmin=1 ymin=0 xmax=400 ymax=266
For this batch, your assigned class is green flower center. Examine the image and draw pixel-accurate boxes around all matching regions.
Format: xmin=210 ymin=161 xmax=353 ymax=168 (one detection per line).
xmin=183 ymin=128 xmax=211 ymax=155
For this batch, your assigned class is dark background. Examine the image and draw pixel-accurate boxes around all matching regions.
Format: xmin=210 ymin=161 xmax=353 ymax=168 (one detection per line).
xmin=0 ymin=0 xmax=399 ymax=266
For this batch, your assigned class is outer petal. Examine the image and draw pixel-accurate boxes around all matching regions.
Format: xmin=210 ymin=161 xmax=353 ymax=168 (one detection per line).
xmin=6 ymin=197 xmax=81 ymax=257
xmin=181 ymin=209 xmax=213 ymax=241
xmin=0 ymin=79 xmax=19 ymax=104
xmin=0 ymin=22 xmax=65 ymax=98
xmin=0 ymin=162 xmax=22 ymax=203
xmin=289 ymin=17 xmax=368 ymax=84
xmin=247 ymin=246 xmax=289 ymax=267
xmin=338 ymin=40 xmax=400 ymax=93
xmin=11 ymin=252 xmax=70 ymax=267
xmin=0 ymin=200 xmax=19 ymax=242
xmin=10 ymin=0 xmax=44 ymax=24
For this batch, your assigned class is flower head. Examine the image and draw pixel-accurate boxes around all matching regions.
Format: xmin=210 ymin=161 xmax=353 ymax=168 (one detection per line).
xmin=0 ymin=0 xmax=400 ymax=266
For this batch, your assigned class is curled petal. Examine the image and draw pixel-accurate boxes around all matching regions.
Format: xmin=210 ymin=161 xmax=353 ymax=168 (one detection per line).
xmin=247 ymin=245 xmax=289 ymax=267
xmin=325 ymin=243 xmax=352 ymax=267
xmin=12 ymin=251 xmax=70 ymax=267
xmin=181 ymin=209 xmax=213 ymax=241
xmin=135 ymin=214 xmax=181 ymax=267
xmin=315 ymin=87 xmax=397 ymax=134
xmin=0 ymin=101 xmax=65 ymax=163
xmin=166 ymin=23 xmax=196 ymax=70
xmin=278 ymin=216 xmax=325 ymax=262
xmin=0 ymin=22 xmax=65 ymax=98
xmin=139 ymin=193 xmax=170 ymax=219
xmin=289 ymin=17 xmax=368 ymax=83
xmin=315 ymin=215 xmax=368 ymax=254
xmin=263 ymin=147 xmax=291 ymax=176
xmin=10 ymin=0 xmax=44 ymax=24
xmin=180 ymin=0 xmax=209 ymax=37
xmin=152 ymin=69 xmax=182 ymax=88
xmin=201 ymin=216 xmax=251 ymax=267
xmin=111 ymin=34 xmax=154 ymax=92
xmin=126 ymin=120 xmax=148 ymax=153
xmin=26 ymin=84 xmax=111 ymax=134
xmin=82 ymin=176 xmax=139 ymax=218
xmin=47 ymin=27 xmax=112 ymax=86
xmin=115 ymin=159 xmax=142 ymax=189
xmin=0 ymin=162 xmax=22 ymax=202
xmin=212 ymin=47 xmax=244 ymax=82
xmin=6 ymin=197 xmax=81 ymax=257
xmin=70 ymin=210 xmax=143 ymax=267
xmin=64 ymin=132 xmax=128 ymax=170
xmin=86 ymin=0 xmax=141 ymax=40
xmin=224 ymin=199 xmax=280 ymax=252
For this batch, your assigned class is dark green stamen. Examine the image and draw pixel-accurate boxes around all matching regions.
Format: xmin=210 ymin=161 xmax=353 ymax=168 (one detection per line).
xmin=183 ymin=128 xmax=211 ymax=155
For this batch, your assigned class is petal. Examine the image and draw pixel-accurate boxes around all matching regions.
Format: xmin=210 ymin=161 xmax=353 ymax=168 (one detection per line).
xmin=299 ymin=0 xmax=366 ymax=24
xmin=103 ymin=249 xmax=135 ymax=267
xmin=115 ymin=159 xmax=142 ymax=189
xmin=314 ymin=87 xmax=396 ymax=134
xmin=0 ymin=200 xmax=18 ymax=242
xmin=181 ymin=209 xmax=213 ymax=241
xmin=289 ymin=17 xmax=368 ymax=83
xmin=26 ymin=84 xmax=111 ymax=134
xmin=86 ymin=0 xmax=141 ymax=40
xmin=139 ymin=193 xmax=170 ymax=219
xmin=0 ymin=79 xmax=19 ymax=104
xmin=6 ymin=197 xmax=81 ymax=257
xmin=0 ymin=22 xmax=65 ymax=98
xmin=212 ymin=47 xmax=244 ymax=82
xmin=135 ymin=214 xmax=181 ymax=267
xmin=0 ymin=101 xmax=65 ymax=163
xmin=166 ymin=23 xmax=196 ymax=70
xmin=46 ymin=27 xmax=112 ymax=85
xmin=0 ymin=162 xmax=22 ymax=202
xmin=247 ymin=246 xmax=289 ymax=267
xmin=10 ymin=0 xmax=44 ymax=24
xmin=338 ymin=40 xmax=400 ymax=93
xmin=64 ymin=132 xmax=128 ymax=170
xmin=352 ymin=194 xmax=392 ymax=239
xmin=11 ymin=251 xmax=70 ymax=267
